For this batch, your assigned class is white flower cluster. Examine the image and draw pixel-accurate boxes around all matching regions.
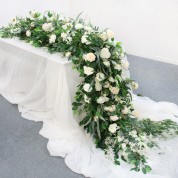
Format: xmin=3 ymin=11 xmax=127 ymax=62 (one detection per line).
xmin=42 ymin=23 xmax=54 ymax=32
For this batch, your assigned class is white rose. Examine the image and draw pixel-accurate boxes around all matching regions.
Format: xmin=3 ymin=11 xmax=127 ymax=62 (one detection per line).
xmin=42 ymin=23 xmax=54 ymax=32
xmin=83 ymin=66 xmax=94 ymax=76
xmin=81 ymin=35 xmax=91 ymax=45
xmin=104 ymin=105 xmax=116 ymax=112
xmin=84 ymin=26 xmax=93 ymax=32
xmin=108 ymin=123 xmax=117 ymax=134
xmin=61 ymin=32 xmax=67 ymax=40
xmin=49 ymin=34 xmax=56 ymax=43
xmin=97 ymin=96 xmax=109 ymax=104
xmin=26 ymin=30 xmax=31 ymax=37
xmin=103 ymin=61 xmax=110 ymax=67
xmin=108 ymin=77 xmax=115 ymax=83
xmin=100 ymin=48 xmax=111 ymax=59
xmin=65 ymin=52 xmax=71 ymax=57
xmin=121 ymin=60 xmax=129 ymax=70
xmin=109 ymin=105 xmax=116 ymax=112
xmin=95 ymin=81 xmax=102 ymax=91
xmin=96 ymin=72 xmax=105 ymax=81
xmin=75 ymin=23 xmax=83 ymax=30
xmin=109 ymin=86 xmax=119 ymax=95
xmin=100 ymin=32 xmax=107 ymax=41
xmin=132 ymin=110 xmax=140 ymax=118
xmin=83 ymin=53 xmax=96 ymax=62
xmin=84 ymin=94 xmax=90 ymax=103
xmin=122 ymin=107 xmax=129 ymax=115
xmin=110 ymin=115 xmax=119 ymax=121
xmin=83 ymin=83 xmax=92 ymax=92
xmin=106 ymin=29 xmax=114 ymax=39
xmin=131 ymin=82 xmax=139 ymax=90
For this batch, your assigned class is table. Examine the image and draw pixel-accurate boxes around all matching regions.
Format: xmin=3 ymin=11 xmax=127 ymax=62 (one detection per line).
xmin=1 ymin=38 xmax=178 ymax=178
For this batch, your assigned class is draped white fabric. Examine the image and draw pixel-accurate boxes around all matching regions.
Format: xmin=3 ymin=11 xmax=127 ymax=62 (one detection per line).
xmin=1 ymin=38 xmax=178 ymax=178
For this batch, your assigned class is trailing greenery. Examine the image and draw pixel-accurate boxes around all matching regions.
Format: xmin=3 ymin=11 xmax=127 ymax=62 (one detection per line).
xmin=1 ymin=11 xmax=178 ymax=174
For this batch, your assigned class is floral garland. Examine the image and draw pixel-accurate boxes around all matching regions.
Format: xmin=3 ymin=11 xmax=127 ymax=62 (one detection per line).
xmin=1 ymin=11 xmax=178 ymax=174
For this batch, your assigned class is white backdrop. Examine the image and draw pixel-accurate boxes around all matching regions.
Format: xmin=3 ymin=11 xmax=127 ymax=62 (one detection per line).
xmin=0 ymin=0 xmax=178 ymax=65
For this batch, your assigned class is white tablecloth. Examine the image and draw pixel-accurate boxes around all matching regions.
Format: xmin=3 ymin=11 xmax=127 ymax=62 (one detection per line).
xmin=1 ymin=38 xmax=178 ymax=178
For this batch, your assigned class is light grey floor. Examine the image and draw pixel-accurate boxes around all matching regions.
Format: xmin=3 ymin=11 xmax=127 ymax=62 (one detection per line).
xmin=0 ymin=55 xmax=178 ymax=178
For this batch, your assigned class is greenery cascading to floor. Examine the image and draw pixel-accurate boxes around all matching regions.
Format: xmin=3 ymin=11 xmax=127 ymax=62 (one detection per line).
xmin=1 ymin=11 xmax=178 ymax=174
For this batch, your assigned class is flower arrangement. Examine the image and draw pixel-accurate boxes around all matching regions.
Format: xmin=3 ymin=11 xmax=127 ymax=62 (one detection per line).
xmin=1 ymin=11 xmax=178 ymax=174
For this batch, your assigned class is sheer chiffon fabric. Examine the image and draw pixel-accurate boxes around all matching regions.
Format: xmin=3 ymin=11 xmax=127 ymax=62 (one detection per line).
xmin=0 ymin=38 xmax=178 ymax=178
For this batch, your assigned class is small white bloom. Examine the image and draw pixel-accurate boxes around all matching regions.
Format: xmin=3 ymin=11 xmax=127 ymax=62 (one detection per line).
xmin=65 ymin=52 xmax=71 ymax=58
xmin=75 ymin=23 xmax=83 ymax=30
xmin=49 ymin=34 xmax=56 ymax=43
xmin=108 ymin=77 xmax=115 ymax=83
xmin=97 ymin=96 xmax=109 ymax=104
xmin=130 ymin=130 xmax=137 ymax=137
xmin=81 ymin=35 xmax=91 ymax=45
xmin=84 ymin=26 xmax=93 ymax=32
xmin=62 ymin=24 xmax=67 ymax=30
xmin=84 ymin=94 xmax=90 ymax=103
xmin=100 ymin=32 xmax=107 ymax=41
xmin=106 ymin=29 xmax=114 ymax=39
xmin=30 ymin=22 xmax=35 ymax=27
xmin=110 ymin=115 xmax=119 ymax=121
xmin=132 ymin=110 xmax=140 ymax=118
xmin=104 ymin=105 xmax=116 ymax=112
xmin=83 ymin=83 xmax=92 ymax=92
xmin=122 ymin=107 xmax=129 ymax=115
xmin=42 ymin=23 xmax=54 ymax=32
xmin=95 ymin=81 xmax=102 ymax=91
xmin=100 ymin=48 xmax=111 ymax=59
xmin=117 ymin=136 xmax=124 ymax=142
xmin=114 ymin=64 xmax=122 ymax=71
xmin=103 ymin=61 xmax=110 ymax=67
xmin=26 ymin=30 xmax=31 ymax=37
xmin=83 ymin=53 xmax=96 ymax=62
xmin=94 ymin=116 xmax=99 ymax=122
xmin=131 ymin=82 xmax=139 ymax=90
xmin=122 ymin=143 xmax=127 ymax=149
xmin=96 ymin=72 xmax=105 ymax=81
xmin=103 ymin=81 xmax=110 ymax=88
xmin=120 ymin=53 xmax=125 ymax=58
xmin=11 ymin=17 xmax=18 ymax=25
xmin=121 ymin=60 xmax=129 ymax=70
xmin=109 ymin=86 xmax=119 ymax=95
xmin=83 ymin=66 xmax=94 ymax=76
xmin=30 ymin=10 xmax=37 ymax=18
xmin=61 ymin=32 xmax=68 ymax=40
xmin=66 ymin=36 xmax=72 ymax=43
xmin=108 ymin=123 xmax=117 ymax=134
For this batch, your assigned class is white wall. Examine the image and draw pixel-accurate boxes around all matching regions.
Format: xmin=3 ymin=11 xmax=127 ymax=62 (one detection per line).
xmin=69 ymin=0 xmax=178 ymax=65
xmin=0 ymin=0 xmax=178 ymax=65
xmin=0 ymin=0 xmax=70 ymax=26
